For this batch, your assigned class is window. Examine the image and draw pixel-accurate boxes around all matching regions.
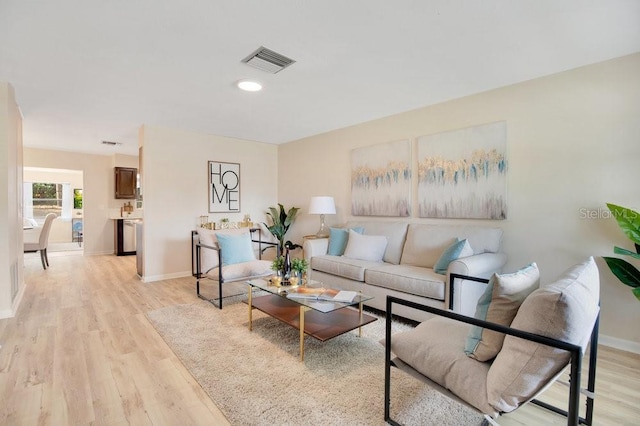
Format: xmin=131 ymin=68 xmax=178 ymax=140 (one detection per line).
xmin=24 ymin=182 xmax=73 ymax=223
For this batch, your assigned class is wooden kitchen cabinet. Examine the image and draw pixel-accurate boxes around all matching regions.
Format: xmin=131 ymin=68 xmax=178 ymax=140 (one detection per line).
xmin=115 ymin=167 xmax=137 ymax=199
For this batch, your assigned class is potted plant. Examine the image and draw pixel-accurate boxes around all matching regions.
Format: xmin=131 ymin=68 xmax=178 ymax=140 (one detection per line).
xmin=602 ymin=203 xmax=640 ymax=301
xmin=291 ymin=257 xmax=309 ymax=285
xmin=291 ymin=257 xmax=308 ymax=276
xmin=271 ymin=256 xmax=285 ymax=273
xmin=265 ymin=204 xmax=300 ymax=255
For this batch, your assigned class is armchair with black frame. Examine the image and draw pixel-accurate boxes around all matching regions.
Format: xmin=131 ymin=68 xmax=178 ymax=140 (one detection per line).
xmin=191 ymin=225 xmax=278 ymax=309
xmin=384 ymin=258 xmax=600 ymax=426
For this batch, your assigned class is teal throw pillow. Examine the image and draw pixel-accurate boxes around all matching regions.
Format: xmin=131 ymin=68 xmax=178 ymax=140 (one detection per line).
xmin=216 ymin=232 xmax=256 ymax=265
xmin=327 ymin=227 xmax=364 ymax=256
xmin=464 ymin=262 xmax=540 ymax=361
xmin=433 ymin=239 xmax=471 ymax=274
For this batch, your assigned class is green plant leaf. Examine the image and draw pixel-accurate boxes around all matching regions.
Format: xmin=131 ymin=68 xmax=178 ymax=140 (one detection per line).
xmin=278 ymin=203 xmax=287 ymax=225
xmin=284 ymin=207 xmax=299 ymax=227
xmin=606 ymin=203 xmax=640 ymax=245
xmin=614 ymin=246 xmax=640 ymax=260
xmin=268 ymin=207 xmax=279 ymax=221
xmin=266 ymin=204 xmax=300 ymax=254
xmin=603 ymin=256 xmax=640 ymax=288
xmin=633 ymin=287 xmax=640 ymax=301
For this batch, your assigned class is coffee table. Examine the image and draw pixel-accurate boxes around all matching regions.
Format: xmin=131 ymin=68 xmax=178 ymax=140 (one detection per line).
xmin=246 ymin=278 xmax=377 ymax=361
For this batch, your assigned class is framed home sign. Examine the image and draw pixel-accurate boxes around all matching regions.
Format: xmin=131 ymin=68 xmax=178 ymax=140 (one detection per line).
xmin=208 ymin=161 xmax=240 ymax=213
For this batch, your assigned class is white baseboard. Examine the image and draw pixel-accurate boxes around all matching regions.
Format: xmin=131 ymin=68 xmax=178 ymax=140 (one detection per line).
xmin=141 ymin=270 xmax=192 ymax=283
xmin=84 ymin=250 xmax=116 ymax=256
xmin=0 ymin=283 xmax=26 ymax=320
xmin=599 ymin=334 xmax=640 ymax=354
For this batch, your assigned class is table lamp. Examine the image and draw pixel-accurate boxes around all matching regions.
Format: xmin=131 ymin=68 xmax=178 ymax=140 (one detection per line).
xmin=308 ymin=196 xmax=336 ymax=238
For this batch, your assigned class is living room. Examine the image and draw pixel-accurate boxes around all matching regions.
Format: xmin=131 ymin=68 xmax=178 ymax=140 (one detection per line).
xmin=2 ymin=2 xmax=640 ymax=424
xmin=140 ymin=52 xmax=640 ymax=352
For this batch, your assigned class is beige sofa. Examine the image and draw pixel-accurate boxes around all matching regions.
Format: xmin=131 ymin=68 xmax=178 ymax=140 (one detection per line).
xmin=303 ymin=221 xmax=507 ymax=322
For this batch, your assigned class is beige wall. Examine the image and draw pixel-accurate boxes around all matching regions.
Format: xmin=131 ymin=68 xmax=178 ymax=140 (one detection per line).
xmin=140 ymin=125 xmax=278 ymax=281
xmin=278 ymin=53 xmax=640 ymax=349
xmin=0 ymin=83 xmax=24 ymax=318
xmin=23 ymin=149 xmax=138 ymax=255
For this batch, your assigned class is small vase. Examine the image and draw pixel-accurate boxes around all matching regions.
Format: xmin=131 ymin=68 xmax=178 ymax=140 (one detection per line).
xmin=289 ymin=271 xmax=300 ymax=286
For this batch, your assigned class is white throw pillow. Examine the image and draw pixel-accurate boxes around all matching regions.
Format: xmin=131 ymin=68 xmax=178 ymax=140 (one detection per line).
xmin=343 ymin=230 xmax=388 ymax=262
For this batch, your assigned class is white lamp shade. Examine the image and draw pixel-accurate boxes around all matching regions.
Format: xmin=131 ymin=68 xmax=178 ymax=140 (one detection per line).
xmin=308 ymin=196 xmax=336 ymax=215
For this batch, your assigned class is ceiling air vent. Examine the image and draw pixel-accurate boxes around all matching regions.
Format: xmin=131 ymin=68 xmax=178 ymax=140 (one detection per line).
xmin=101 ymin=140 xmax=121 ymax=146
xmin=241 ymin=46 xmax=295 ymax=74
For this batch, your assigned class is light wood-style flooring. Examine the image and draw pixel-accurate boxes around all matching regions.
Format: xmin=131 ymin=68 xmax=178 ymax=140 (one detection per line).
xmin=1 ymin=253 xmax=639 ymax=425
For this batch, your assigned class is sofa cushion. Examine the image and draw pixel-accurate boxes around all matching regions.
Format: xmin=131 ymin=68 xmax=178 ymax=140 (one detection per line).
xmin=327 ymin=227 xmax=364 ymax=256
xmin=401 ymin=224 xmax=503 ymax=268
xmin=434 ymin=239 xmax=473 ymax=274
xmin=390 ymin=317 xmax=495 ymax=416
xmin=465 ymin=263 xmax=540 ymax=362
xmin=365 ymin=264 xmax=446 ymax=300
xmin=343 ymin=230 xmax=388 ymax=262
xmin=486 ymin=257 xmax=600 ymax=413
xmin=310 ymin=255 xmax=376 ymax=282
xmin=345 ymin=221 xmax=408 ymax=265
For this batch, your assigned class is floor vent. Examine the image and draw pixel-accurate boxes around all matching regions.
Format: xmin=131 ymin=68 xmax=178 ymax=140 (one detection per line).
xmin=241 ymin=46 xmax=295 ymax=74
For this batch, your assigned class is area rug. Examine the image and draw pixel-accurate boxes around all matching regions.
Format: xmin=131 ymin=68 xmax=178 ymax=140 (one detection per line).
xmin=146 ymin=299 xmax=485 ymax=425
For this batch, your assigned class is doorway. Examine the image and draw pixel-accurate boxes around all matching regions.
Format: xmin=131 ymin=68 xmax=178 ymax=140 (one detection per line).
xmin=23 ymin=167 xmax=84 ymax=256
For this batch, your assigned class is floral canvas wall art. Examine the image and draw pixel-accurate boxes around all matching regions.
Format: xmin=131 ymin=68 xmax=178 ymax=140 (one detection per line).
xmin=351 ymin=140 xmax=411 ymax=217
xmin=417 ymin=122 xmax=507 ymax=219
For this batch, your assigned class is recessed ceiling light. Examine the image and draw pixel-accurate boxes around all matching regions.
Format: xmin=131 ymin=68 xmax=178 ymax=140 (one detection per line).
xmin=237 ymin=80 xmax=263 ymax=92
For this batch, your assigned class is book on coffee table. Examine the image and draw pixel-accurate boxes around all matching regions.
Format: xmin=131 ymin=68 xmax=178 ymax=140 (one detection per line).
xmin=287 ymin=287 xmax=358 ymax=303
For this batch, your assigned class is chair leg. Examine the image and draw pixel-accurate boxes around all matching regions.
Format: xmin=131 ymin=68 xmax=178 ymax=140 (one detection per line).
xmin=40 ymin=250 xmax=47 ymax=270
xmin=44 ymin=248 xmax=49 ymax=267
xmin=218 ymin=281 xmax=223 ymax=309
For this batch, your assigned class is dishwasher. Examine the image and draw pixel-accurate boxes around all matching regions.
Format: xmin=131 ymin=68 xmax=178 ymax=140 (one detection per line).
xmin=123 ymin=219 xmax=139 ymax=253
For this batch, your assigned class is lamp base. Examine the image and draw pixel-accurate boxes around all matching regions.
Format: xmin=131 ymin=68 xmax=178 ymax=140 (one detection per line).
xmin=316 ymin=214 xmax=329 ymax=238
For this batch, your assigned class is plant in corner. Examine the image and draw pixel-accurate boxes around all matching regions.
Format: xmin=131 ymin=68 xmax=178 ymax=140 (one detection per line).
xmin=602 ymin=203 xmax=640 ymax=301
xmin=265 ymin=204 xmax=300 ymax=255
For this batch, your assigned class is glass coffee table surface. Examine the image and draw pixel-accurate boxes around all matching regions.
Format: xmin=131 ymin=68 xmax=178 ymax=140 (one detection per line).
xmin=246 ymin=277 xmax=373 ymax=313
xmin=245 ymin=277 xmax=377 ymax=361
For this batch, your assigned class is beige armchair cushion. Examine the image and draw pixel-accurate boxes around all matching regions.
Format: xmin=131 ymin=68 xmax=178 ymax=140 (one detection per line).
xmin=486 ymin=257 xmax=600 ymax=413
xmin=389 ymin=317 xmax=496 ymax=416
xmin=205 ymin=260 xmax=272 ymax=283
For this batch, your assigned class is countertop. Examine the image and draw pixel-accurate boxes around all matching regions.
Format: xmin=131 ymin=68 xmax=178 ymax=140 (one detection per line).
xmin=109 ymin=213 xmax=143 ymax=220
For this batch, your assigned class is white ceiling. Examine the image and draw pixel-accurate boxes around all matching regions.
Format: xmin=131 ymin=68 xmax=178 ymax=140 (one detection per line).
xmin=1 ymin=1 xmax=639 ymax=156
